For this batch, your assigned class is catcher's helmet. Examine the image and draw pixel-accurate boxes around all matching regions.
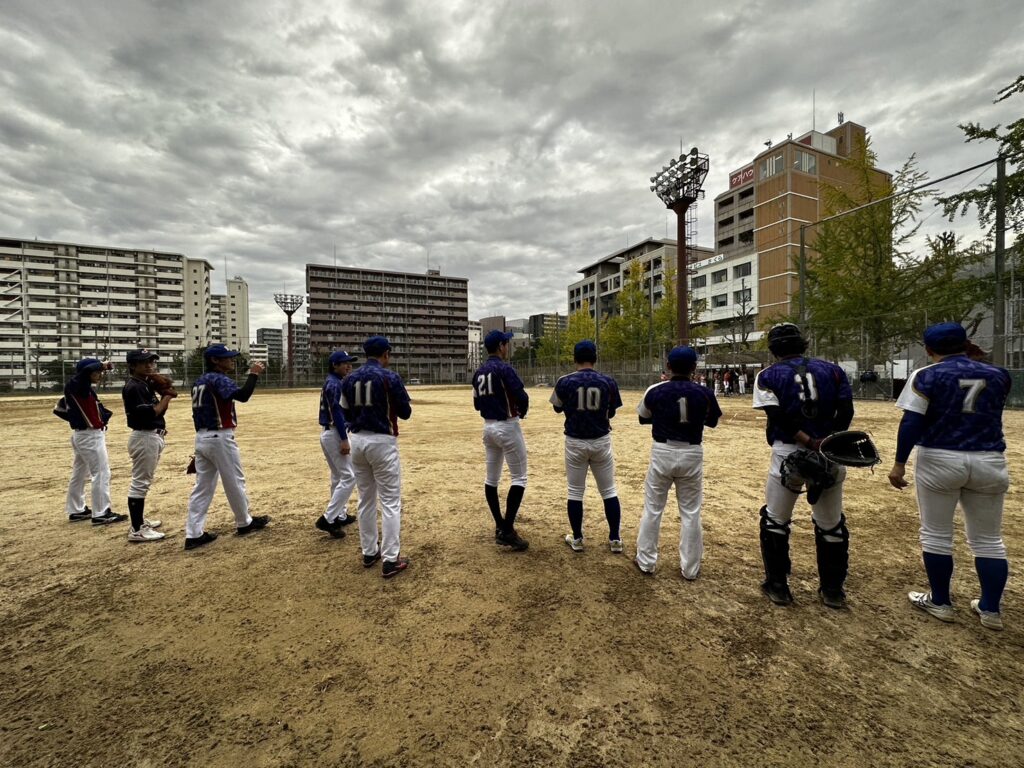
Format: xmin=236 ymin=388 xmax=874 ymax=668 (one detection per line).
xmin=767 ymin=323 xmax=807 ymax=357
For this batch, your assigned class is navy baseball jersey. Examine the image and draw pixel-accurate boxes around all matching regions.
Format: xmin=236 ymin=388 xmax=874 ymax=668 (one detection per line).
xmin=191 ymin=372 xmax=257 ymax=430
xmin=637 ymin=378 xmax=722 ymax=444
xmin=550 ymin=369 xmax=622 ymax=439
xmin=319 ymin=371 xmax=349 ymax=439
xmin=122 ymin=376 xmax=166 ymax=431
xmin=64 ymin=375 xmax=111 ymax=430
xmin=340 ymin=359 xmax=411 ymax=436
xmin=472 ymin=356 xmax=529 ymax=420
xmin=753 ymin=357 xmax=852 ymax=444
xmin=896 ymin=355 xmax=1010 ymax=452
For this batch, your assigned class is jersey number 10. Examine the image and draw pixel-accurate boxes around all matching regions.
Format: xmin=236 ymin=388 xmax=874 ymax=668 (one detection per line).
xmin=576 ymin=386 xmax=601 ymax=411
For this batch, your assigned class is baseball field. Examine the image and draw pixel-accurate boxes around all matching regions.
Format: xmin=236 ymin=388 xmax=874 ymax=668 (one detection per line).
xmin=2 ymin=386 xmax=1023 ymax=767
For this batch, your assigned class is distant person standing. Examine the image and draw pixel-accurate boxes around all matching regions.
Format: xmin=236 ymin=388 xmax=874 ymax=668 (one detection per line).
xmin=62 ymin=358 xmax=125 ymax=525
xmin=121 ymin=349 xmax=173 ymax=542
xmin=185 ymin=344 xmax=269 ymax=550
xmin=341 ymin=336 xmax=412 ymax=578
xmin=890 ymin=323 xmax=1012 ymax=630
xmin=634 ymin=346 xmax=722 ymax=578
xmin=315 ymin=349 xmax=359 ymax=539
xmin=472 ymin=330 xmax=530 ymax=551
xmin=550 ymin=340 xmax=624 ymax=554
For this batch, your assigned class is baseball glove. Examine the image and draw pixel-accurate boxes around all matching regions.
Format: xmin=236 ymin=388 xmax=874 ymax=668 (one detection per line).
xmin=186 ymin=455 xmax=197 ymax=475
xmin=819 ymin=430 xmax=881 ymax=468
xmin=147 ymin=373 xmax=178 ymax=398
xmin=780 ymin=449 xmax=840 ymax=505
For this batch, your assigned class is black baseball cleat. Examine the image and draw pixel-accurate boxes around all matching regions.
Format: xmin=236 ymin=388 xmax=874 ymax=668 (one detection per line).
xmin=496 ymin=529 xmax=529 ymax=551
xmin=68 ymin=506 xmax=92 ymax=522
xmin=382 ymin=557 xmax=410 ymax=579
xmin=819 ymin=588 xmax=847 ymax=610
xmin=362 ymin=550 xmax=382 ymax=568
xmin=762 ymin=580 xmax=794 ymax=606
xmin=337 ymin=515 xmax=357 ymax=527
xmin=315 ymin=515 xmax=346 ymax=539
xmin=237 ymin=515 xmax=271 ymax=535
xmin=184 ymin=531 xmax=218 ymax=550
xmin=92 ymin=509 xmax=128 ymax=526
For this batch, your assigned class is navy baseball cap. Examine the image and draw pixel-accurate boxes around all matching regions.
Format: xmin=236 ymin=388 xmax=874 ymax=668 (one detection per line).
xmin=923 ymin=322 xmax=967 ymax=354
xmin=574 ymin=340 xmax=597 ymax=361
xmin=484 ymin=330 xmax=514 ymax=351
xmin=667 ymin=346 xmax=698 ymax=366
xmin=363 ymin=336 xmax=392 ymax=356
xmin=329 ymin=350 xmax=358 ymax=365
xmin=204 ymin=343 xmax=241 ymax=359
xmin=75 ymin=357 xmax=105 ymax=374
xmin=126 ymin=349 xmax=159 ymax=364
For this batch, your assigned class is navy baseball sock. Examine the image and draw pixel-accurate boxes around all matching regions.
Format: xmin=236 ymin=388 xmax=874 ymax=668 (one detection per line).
xmin=127 ymin=497 xmax=144 ymax=532
xmin=484 ymin=484 xmax=503 ymax=529
xmin=974 ymin=557 xmax=1008 ymax=613
xmin=567 ymin=500 xmax=584 ymax=540
xmin=504 ymin=485 xmax=525 ymax=530
xmin=602 ymin=496 xmax=621 ymax=540
xmin=922 ymin=551 xmax=954 ymax=605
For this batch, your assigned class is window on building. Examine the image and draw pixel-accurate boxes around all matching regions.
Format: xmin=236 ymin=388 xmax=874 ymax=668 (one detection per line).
xmin=758 ymin=152 xmax=785 ymax=179
xmin=717 ymin=196 xmax=734 ymax=209
xmin=717 ymin=236 xmax=734 ymax=248
xmin=739 ymin=208 xmax=754 ymax=220
xmin=734 ymin=288 xmax=751 ymax=304
xmin=718 ymin=215 xmax=734 ymax=227
xmin=733 ymin=262 xmax=752 ymax=278
xmin=739 ymin=230 xmax=754 ymax=245
xmin=690 ymin=274 xmax=706 ymax=289
xmin=739 ymin=187 xmax=754 ymax=200
xmin=711 ymin=293 xmax=728 ymax=308
xmin=794 ymin=149 xmax=817 ymax=174
xmin=711 ymin=269 xmax=728 ymax=284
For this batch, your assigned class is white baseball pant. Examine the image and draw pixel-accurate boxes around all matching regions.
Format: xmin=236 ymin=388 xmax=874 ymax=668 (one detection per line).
xmin=320 ymin=429 xmax=356 ymax=523
xmin=483 ymin=418 xmax=528 ymax=487
xmin=564 ymin=434 xmax=617 ymax=501
xmin=914 ymin=446 xmax=1009 ymax=559
xmin=350 ymin=432 xmax=402 ymax=562
xmin=65 ymin=429 xmax=111 ymax=518
xmin=185 ymin=429 xmax=253 ymax=538
xmin=635 ymin=442 xmax=704 ymax=578
xmin=127 ymin=430 xmax=165 ymax=499
xmin=764 ymin=442 xmax=847 ymax=530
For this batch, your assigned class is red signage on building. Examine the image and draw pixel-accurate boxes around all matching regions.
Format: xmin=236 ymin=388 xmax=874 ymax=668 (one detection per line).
xmin=729 ymin=165 xmax=754 ymax=189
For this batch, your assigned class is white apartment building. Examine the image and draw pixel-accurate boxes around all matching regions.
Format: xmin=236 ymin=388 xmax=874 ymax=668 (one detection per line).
xmin=688 ymin=251 xmax=764 ymax=348
xmin=248 ymin=342 xmax=269 ymax=366
xmin=0 ymin=237 xmax=214 ymax=387
xmin=283 ymin=321 xmax=310 ymax=372
xmin=209 ymin=276 xmax=250 ymax=353
xmin=468 ymin=320 xmax=481 ymax=372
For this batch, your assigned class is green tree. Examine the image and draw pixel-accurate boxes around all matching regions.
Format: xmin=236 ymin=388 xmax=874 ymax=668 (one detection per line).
xmin=939 ymin=75 xmax=1023 ymax=239
xmin=801 ymin=137 xmax=987 ymax=367
xmin=537 ymin=302 xmax=595 ymax=365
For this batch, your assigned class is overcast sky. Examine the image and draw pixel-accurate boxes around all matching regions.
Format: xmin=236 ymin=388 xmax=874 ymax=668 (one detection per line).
xmin=1 ymin=0 xmax=1021 ymax=334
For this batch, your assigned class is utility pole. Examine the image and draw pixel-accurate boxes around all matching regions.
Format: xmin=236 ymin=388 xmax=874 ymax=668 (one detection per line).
xmin=993 ymin=154 xmax=1006 ymax=366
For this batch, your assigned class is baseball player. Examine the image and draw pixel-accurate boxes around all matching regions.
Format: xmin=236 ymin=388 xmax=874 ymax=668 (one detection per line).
xmin=316 ymin=349 xmax=359 ymax=538
xmin=121 ymin=349 xmax=173 ymax=542
xmin=472 ymin=329 xmax=530 ymax=551
xmin=753 ymin=323 xmax=854 ymax=608
xmin=889 ymin=323 xmax=1012 ymax=630
xmin=340 ymin=336 xmax=412 ymax=578
xmin=62 ymin=358 xmax=125 ymax=525
xmin=634 ymin=346 xmax=722 ymax=577
xmin=184 ymin=344 xmax=269 ymax=550
xmin=550 ymin=340 xmax=624 ymax=553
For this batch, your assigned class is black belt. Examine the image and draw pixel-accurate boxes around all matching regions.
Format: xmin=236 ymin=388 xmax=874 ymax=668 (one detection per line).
xmin=134 ymin=428 xmax=168 ymax=436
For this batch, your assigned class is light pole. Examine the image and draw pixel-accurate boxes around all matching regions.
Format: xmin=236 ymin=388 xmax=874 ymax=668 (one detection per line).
xmin=274 ymin=294 xmax=304 ymax=388
xmin=650 ymin=146 xmax=709 ymax=345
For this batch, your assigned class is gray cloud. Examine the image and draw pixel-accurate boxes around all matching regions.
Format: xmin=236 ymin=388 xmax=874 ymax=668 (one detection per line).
xmin=0 ymin=0 xmax=1021 ymax=334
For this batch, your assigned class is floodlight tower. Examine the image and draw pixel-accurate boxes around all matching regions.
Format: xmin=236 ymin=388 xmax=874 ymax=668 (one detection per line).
xmin=650 ymin=146 xmax=709 ymax=345
xmin=274 ymin=293 xmax=304 ymax=388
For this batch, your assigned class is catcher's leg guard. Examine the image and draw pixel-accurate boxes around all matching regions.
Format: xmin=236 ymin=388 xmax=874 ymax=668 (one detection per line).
xmin=759 ymin=506 xmax=792 ymax=602
xmin=815 ymin=515 xmax=849 ymax=599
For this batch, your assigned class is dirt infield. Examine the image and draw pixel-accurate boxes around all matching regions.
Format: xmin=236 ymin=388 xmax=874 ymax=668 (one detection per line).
xmin=2 ymin=386 xmax=1023 ymax=767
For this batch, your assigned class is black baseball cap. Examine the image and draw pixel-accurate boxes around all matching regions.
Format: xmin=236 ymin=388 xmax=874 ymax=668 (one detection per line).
xmin=127 ymin=349 xmax=159 ymax=364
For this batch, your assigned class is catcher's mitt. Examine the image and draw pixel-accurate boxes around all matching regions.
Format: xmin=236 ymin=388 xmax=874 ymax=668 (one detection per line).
xmin=819 ymin=430 xmax=881 ymax=468
xmin=780 ymin=449 xmax=840 ymax=505
xmin=147 ymin=373 xmax=178 ymax=398
xmin=186 ymin=455 xmax=197 ymax=475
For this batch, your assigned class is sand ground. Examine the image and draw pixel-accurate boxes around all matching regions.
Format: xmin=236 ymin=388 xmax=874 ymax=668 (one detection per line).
xmin=1 ymin=386 xmax=1022 ymax=767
